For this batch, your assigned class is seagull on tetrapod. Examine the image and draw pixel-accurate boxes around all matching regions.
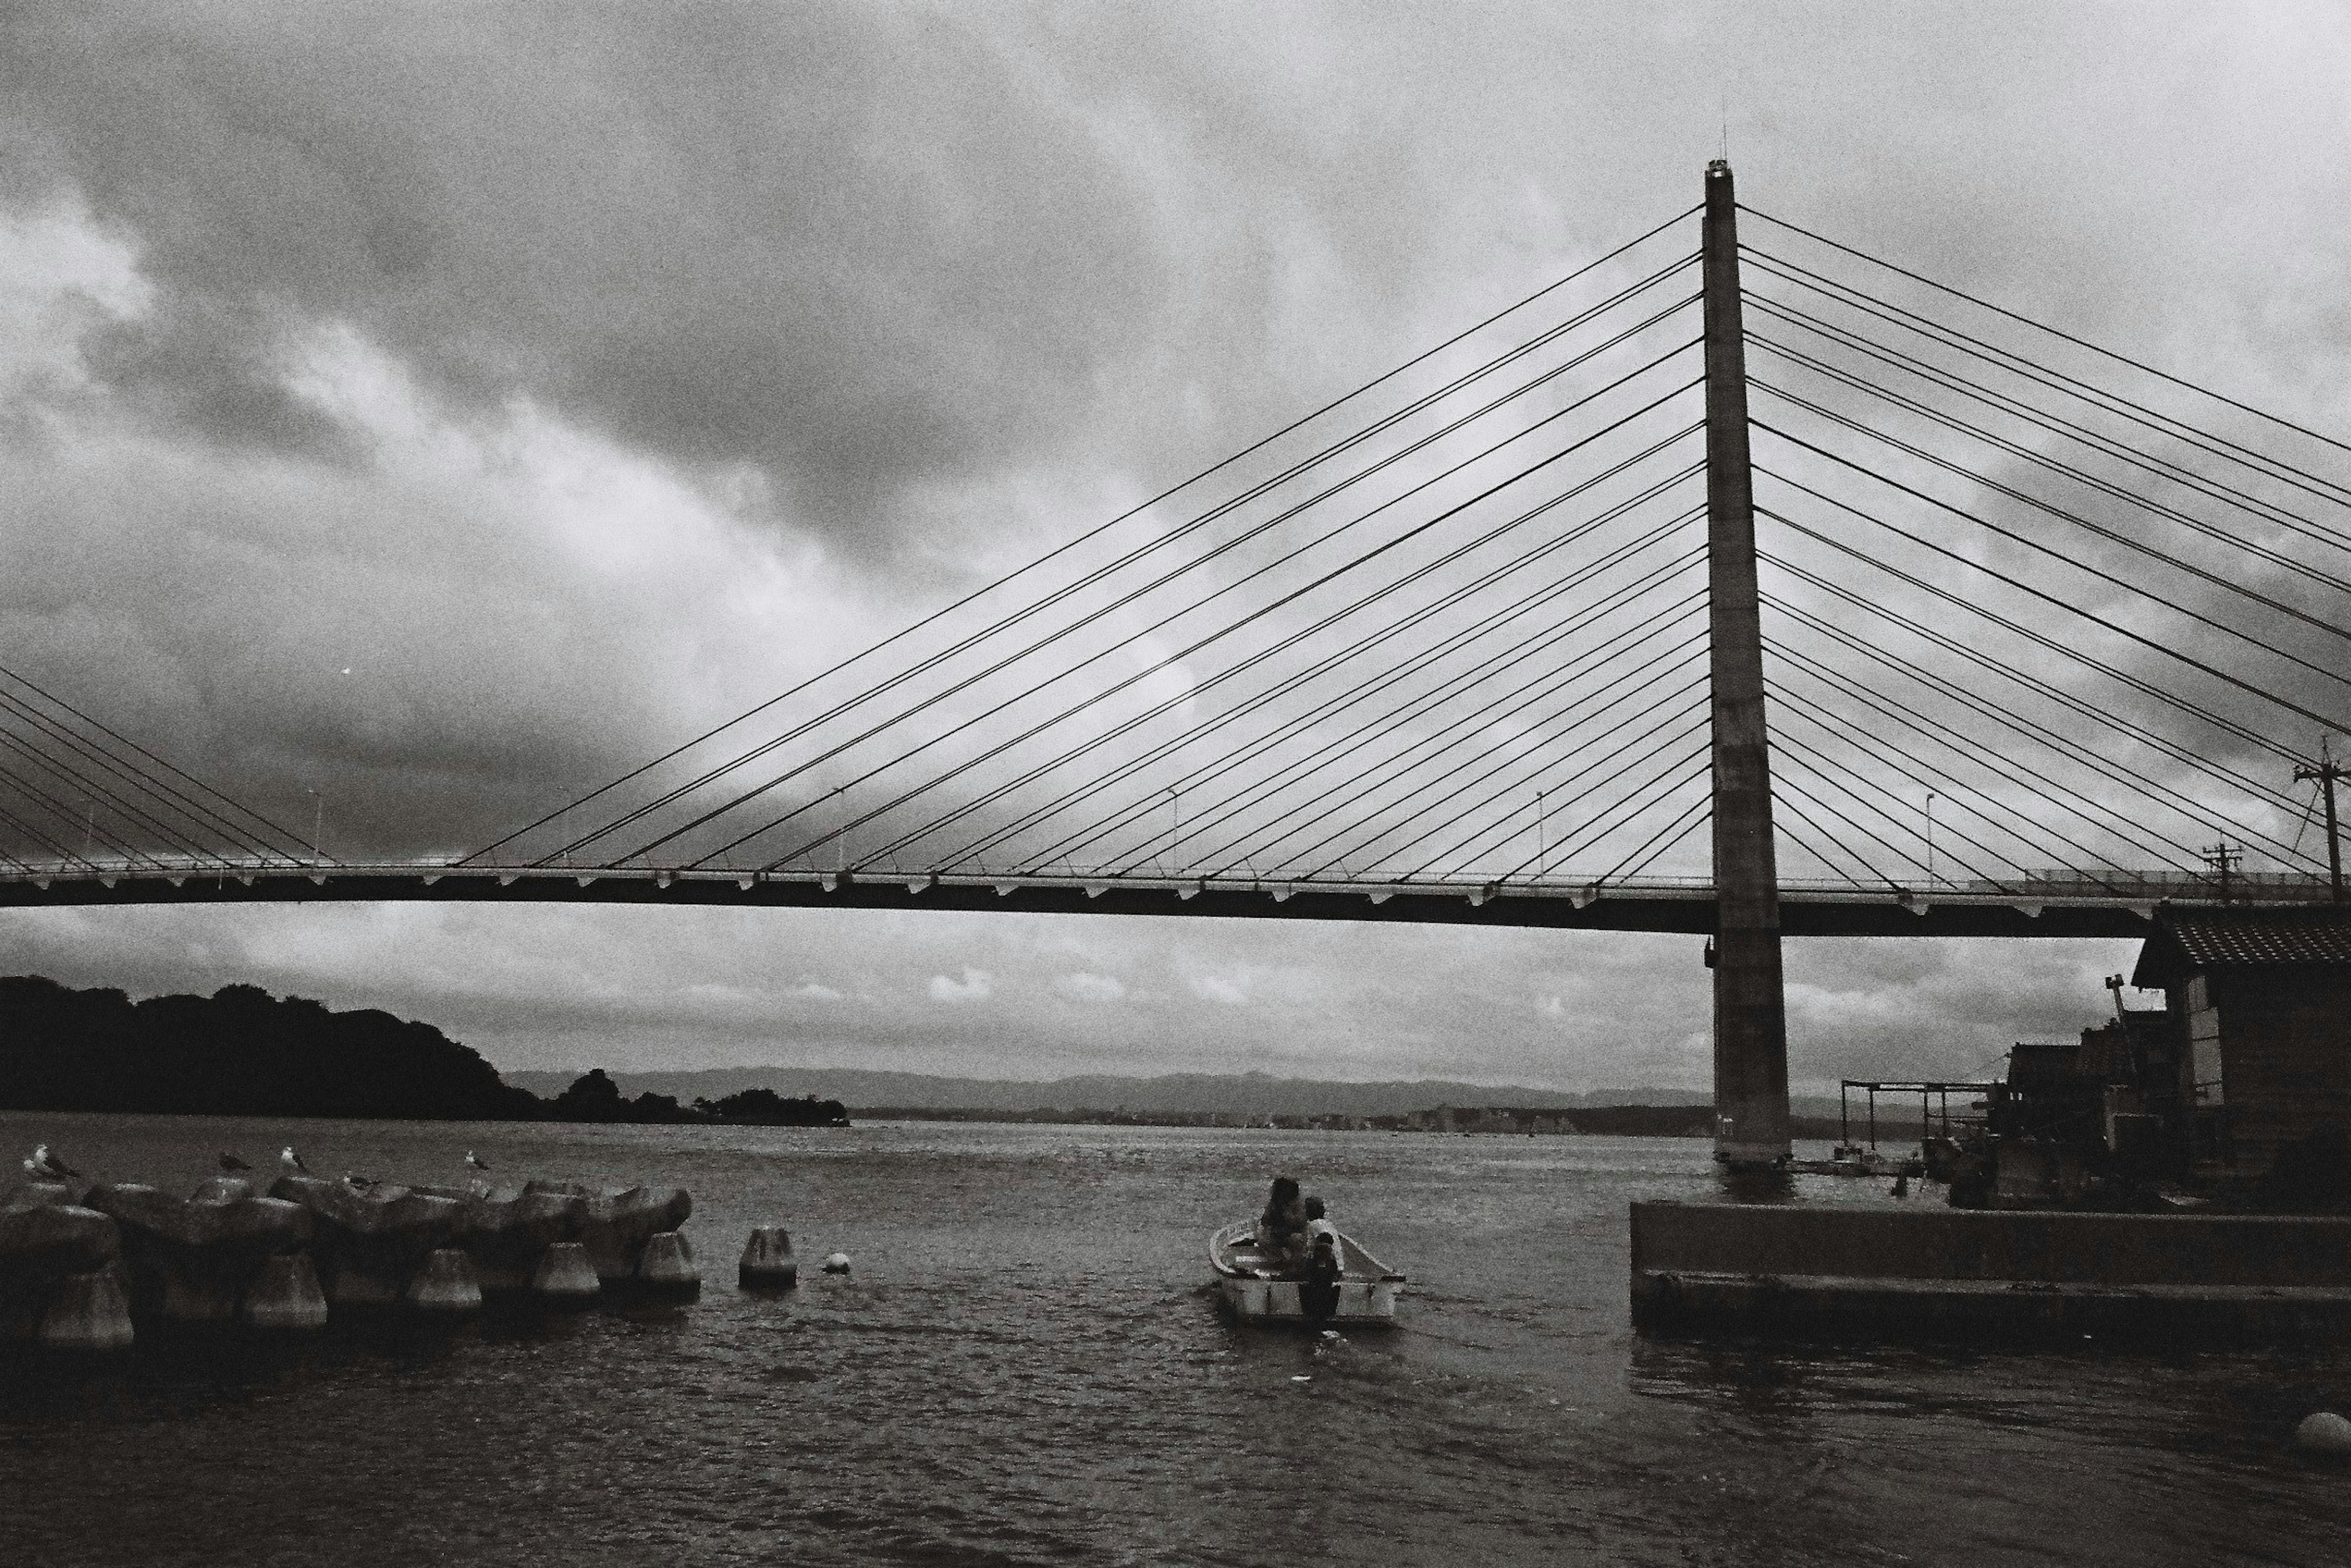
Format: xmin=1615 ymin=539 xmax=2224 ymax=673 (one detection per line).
xmin=280 ymin=1146 xmax=310 ymax=1175
xmin=465 ymin=1151 xmax=490 ymax=1172
xmin=31 ymin=1144 xmax=80 ymax=1180
xmin=219 ymin=1152 xmax=252 ymax=1173
xmin=342 ymin=1172 xmax=377 ymax=1193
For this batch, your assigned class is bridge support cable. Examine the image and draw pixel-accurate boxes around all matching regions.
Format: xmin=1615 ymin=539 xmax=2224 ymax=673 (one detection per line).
xmin=506 ymin=274 xmax=1706 ymax=869
xmin=0 ymin=695 xmax=309 ymax=868
xmin=1699 ymin=160 xmax=1791 ymax=1168
xmin=580 ymin=336 xmax=1701 ymax=870
xmin=1754 ymin=421 xmax=2351 ymax=699
xmin=0 ymin=666 xmax=323 ymax=869
xmin=1766 ymin=724 xmax=2011 ymax=888
xmin=1751 ymin=384 xmax=2351 ymax=647
xmin=1600 ymin=784 xmax=1712 ymax=882
xmin=1269 ymin=653 xmax=1709 ymax=882
xmin=1760 ymin=625 xmax=2251 ymax=877
xmin=0 ymin=737 xmax=214 ymax=871
xmin=679 ymin=371 xmax=1708 ymax=874
xmin=1164 ymin=615 xmax=1708 ymax=885
xmin=1738 ymin=206 xmax=2351 ymax=470
xmin=1770 ymin=768 xmax=1908 ymax=887
xmin=831 ymin=459 xmax=1709 ymax=875
xmin=1506 ymin=745 xmax=1714 ymax=883
xmin=1757 ymin=588 xmax=2315 ymax=869
xmin=1381 ymin=703 xmax=1711 ymax=883
xmin=1734 ymin=236 xmax=2351 ymax=513
xmin=1752 ymin=468 xmax=2351 ymax=743
xmin=1753 ymin=501 xmax=2315 ymax=777
xmin=1761 ymin=685 xmax=2132 ymax=887
xmin=1066 ymin=572 xmax=1708 ymax=882
xmin=936 ymin=517 xmax=1708 ymax=876
xmin=1742 ymin=297 xmax=2351 ymax=565
xmin=1746 ymin=322 xmax=2351 ymax=583
xmin=460 ymin=208 xmax=1704 ymax=866
xmin=935 ymin=515 xmax=1709 ymax=877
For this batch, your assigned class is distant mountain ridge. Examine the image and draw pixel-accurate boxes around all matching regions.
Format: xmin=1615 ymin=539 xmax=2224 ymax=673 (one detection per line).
xmin=501 ymin=1066 xmax=1828 ymax=1118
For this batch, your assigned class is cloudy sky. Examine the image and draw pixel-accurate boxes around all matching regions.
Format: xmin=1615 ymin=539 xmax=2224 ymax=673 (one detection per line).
xmin=4 ymin=1 xmax=2345 ymax=1090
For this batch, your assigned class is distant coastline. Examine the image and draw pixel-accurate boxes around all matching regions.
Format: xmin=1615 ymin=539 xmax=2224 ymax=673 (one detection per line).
xmin=0 ymin=975 xmax=848 ymax=1128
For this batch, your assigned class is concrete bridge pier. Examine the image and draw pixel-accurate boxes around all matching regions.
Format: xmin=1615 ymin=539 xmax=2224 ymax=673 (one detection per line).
xmin=1702 ymin=159 xmax=1792 ymax=1169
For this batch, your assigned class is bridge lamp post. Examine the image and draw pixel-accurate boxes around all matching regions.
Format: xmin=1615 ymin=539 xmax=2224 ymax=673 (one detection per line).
xmin=1925 ymin=792 xmax=1936 ymax=886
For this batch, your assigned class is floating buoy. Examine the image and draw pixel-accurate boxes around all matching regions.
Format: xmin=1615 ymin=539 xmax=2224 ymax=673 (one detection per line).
xmin=822 ymin=1251 xmax=852 ymax=1275
xmin=531 ymin=1241 xmax=601 ymax=1305
xmin=243 ymin=1253 xmax=329 ymax=1330
xmin=39 ymin=1270 xmax=134 ymax=1352
xmin=406 ymin=1248 xmax=484 ymax=1313
xmin=637 ymin=1231 xmax=700 ymax=1297
xmin=739 ymin=1226 xmax=798 ymax=1289
xmin=2297 ymin=1411 xmax=2351 ymax=1455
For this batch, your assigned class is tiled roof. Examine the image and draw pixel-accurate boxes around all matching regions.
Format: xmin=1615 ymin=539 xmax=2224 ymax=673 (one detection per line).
xmin=2131 ymin=906 xmax=2351 ymax=987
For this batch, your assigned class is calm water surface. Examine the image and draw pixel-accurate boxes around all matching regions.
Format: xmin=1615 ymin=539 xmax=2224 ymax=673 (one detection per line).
xmin=3 ymin=1112 xmax=2347 ymax=1566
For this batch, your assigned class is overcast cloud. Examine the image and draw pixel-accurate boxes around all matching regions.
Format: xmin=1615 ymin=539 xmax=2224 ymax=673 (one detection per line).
xmin=2 ymin=1 xmax=2343 ymax=1090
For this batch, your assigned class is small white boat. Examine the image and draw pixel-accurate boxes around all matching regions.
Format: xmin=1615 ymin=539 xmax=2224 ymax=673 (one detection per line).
xmin=1208 ymin=1220 xmax=1405 ymax=1327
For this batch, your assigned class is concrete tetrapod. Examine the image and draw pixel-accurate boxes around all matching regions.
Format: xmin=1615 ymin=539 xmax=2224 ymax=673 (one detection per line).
xmin=271 ymin=1177 xmax=463 ymax=1308
xmin=636 ymin=1231 xmax=699 ymax=1299
xmin=414 ymin=1184 xmax=588 ymax=1295
xmin=531 ymin=1241 xmax=601 ymax=1307
xmin=242 ymin=1253 xmax=329 ymax=1330
xmin=739 ymin=1226 xmax=798 ymax=1289
xmin=81 ymin=1182 xmax=313 ymax=1324
xmin=2 ymin=1199 xmax=126 ymax=1344
xmin=571 ymin=1184 xmax=694 ymax=1285
xmin=405 ymin=1248 xmax=484 ymax=1313
xmin=39 ymin=1270 xmax=135 ymax=1352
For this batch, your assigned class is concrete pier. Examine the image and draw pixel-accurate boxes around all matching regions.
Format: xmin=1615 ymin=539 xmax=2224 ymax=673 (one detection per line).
xmin=1632 ymin=1201 xmax=2351 ymax=1342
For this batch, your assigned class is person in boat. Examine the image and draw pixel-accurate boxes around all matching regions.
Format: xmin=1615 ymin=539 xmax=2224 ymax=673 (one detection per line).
xmin=1302 ymin=1195 xmax=1340 ymax=1272
xmin=1300 ymin=1207 xmax=1344 ymax=1323
xmin=1258 ymin=1176 xmax=1308 ymax=1272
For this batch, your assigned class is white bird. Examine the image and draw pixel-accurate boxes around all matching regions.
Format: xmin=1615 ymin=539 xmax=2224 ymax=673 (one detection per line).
xmin=465 ymin=1151 xmax=490 ymax=1172
xmin=32 ymin=1144 xmax=79 ymax=1180
xmin=280 ymin=1146 xmax=310 ymax=1175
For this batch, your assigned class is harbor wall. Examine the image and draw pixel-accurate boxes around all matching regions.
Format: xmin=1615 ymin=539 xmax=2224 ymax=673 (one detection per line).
xmin=1630 ymin=1201 xmax=2351 ymax=1343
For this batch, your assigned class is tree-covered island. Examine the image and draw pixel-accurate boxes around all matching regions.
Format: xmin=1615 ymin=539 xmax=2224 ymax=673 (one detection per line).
xmin=0 ymin=975 xmax=849 ymax=1127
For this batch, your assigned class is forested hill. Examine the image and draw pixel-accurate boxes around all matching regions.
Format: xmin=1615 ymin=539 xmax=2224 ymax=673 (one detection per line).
xmin=2 ymin=973 xmax=537 ymax=1120
xmin=0 ymin=976 xmax=847 ymax=1126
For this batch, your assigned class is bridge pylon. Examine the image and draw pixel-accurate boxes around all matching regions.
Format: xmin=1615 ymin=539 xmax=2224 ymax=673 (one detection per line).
xmin=1701 ymin=160 xmax=1793 ymax=1167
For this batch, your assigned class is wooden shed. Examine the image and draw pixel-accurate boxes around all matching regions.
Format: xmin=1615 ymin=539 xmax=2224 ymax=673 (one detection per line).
xmin=2131 ymin=906 xmax=2351 ymax=1188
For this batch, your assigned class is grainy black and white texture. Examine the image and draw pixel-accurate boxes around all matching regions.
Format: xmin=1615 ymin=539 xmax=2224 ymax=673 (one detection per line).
xmin=2 ymin=3 xmax=2345 ymax=1089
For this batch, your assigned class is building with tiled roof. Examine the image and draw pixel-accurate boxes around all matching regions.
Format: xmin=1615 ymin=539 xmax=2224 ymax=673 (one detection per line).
xmin=2129 ymin=905 xmax=2351 ymax=1190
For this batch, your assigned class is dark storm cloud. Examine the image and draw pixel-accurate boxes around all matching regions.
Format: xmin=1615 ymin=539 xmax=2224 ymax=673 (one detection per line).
xmin=1 ymin=4 xmax=1133 ymax=541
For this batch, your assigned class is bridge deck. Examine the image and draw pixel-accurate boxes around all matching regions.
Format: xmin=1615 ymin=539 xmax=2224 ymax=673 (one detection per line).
xmin=4 ymin=862 xmax=2326 ymax=936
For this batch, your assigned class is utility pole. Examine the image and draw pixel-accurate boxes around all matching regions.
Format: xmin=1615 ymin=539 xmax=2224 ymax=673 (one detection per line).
xmin=1701 ymin=160 xmax=1791 ymax=1169
xmin=2202 ymin=839 xmax=2240 ymax=904
xmin=2295 ymin=737 xmax=2345 ymax=905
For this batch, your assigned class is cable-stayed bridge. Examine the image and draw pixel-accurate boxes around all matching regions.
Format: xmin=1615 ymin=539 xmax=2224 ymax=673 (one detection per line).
xmin=5 ymin=164 xmax=2347 ymax=1152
